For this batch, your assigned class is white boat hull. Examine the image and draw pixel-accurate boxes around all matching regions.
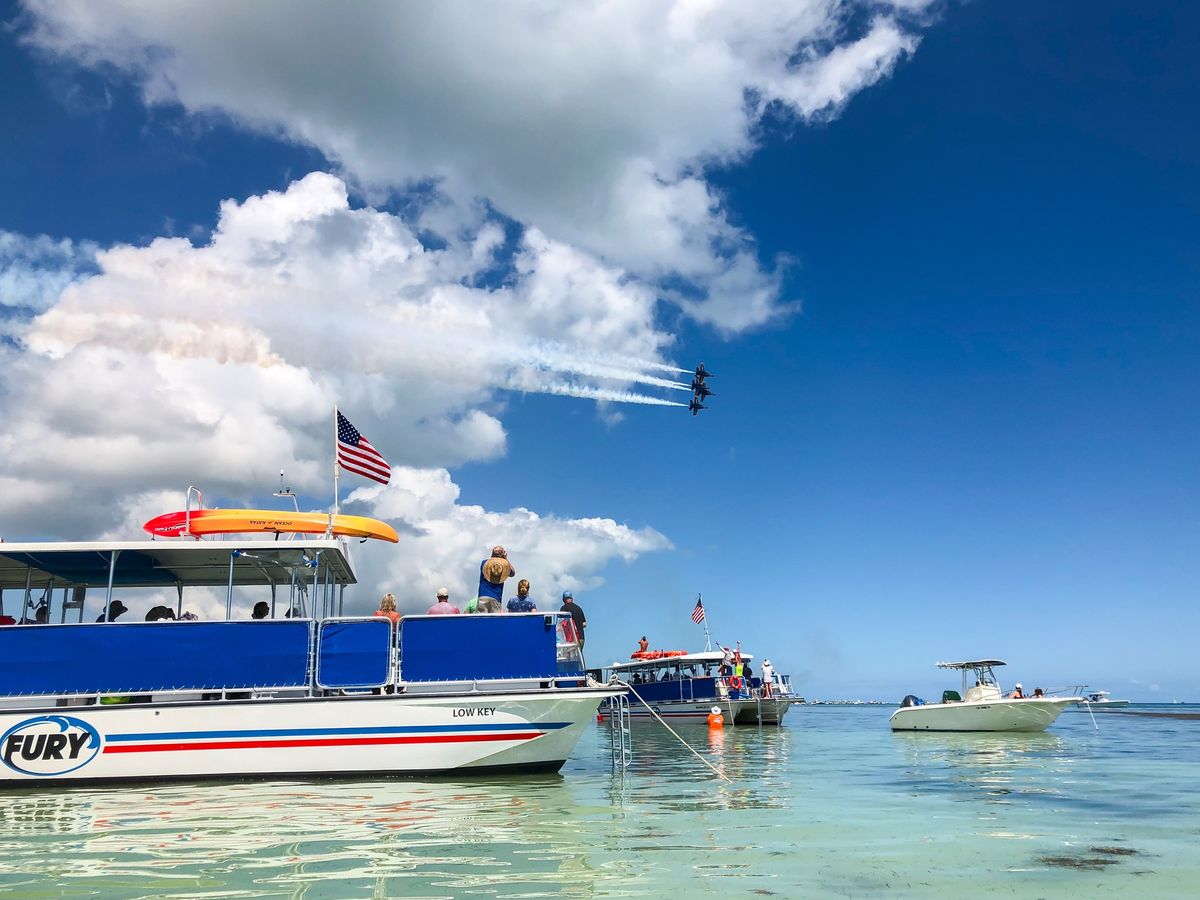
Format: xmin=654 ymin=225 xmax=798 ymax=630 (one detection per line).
xmin=890 ymin=697 xmax=1078 ymax=732
xmin=599 ymin=698 xmax=747 ymax=722
xmin=0 ymin=689 xmax=614 ymax=785
xmin=733 ymin=697 xmax=804 ymax=725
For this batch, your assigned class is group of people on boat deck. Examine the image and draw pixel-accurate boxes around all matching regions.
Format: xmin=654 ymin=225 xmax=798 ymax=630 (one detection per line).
xmin=368 ymin=545 xmax=588 ymax=647
xmin=1006 ymin=683 xmax=1045 ymax=699
xmin=626 ymin=640 xmax=777 ymax=698
xmin=721 ymin=652 xmax=776 ymax=699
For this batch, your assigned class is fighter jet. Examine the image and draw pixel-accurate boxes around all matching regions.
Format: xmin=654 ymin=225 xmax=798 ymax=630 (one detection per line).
xmin=690 ymin=378 xmax=715 ymax=399
xmin=693 ymin=362 xmax=715 ymax=380
xmin=688 ymin=397 xmax=706 ymax=416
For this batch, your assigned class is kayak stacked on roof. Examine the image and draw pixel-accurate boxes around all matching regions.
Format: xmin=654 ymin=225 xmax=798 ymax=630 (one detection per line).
xmin=0 ymin=537 xmax=617 ymax=785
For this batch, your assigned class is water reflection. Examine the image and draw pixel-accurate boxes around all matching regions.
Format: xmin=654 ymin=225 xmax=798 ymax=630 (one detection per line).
xmin=2 ymin=714 xmax=1194 ymax=897
xmin=0 ymin=776 xmax=614 ymax=896
xmin=892 ymin=731 xmax=1075 ymax=805
xmin=0 ymin=724 xmax=802 ymax=896
xmin=623 ymin=722 xmax=796 ymax=813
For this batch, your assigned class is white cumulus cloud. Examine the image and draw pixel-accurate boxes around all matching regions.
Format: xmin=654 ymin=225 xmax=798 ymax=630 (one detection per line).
xmin=0 ymin=174 xmax=673 ymax=606
xmin=19 ymin=0 xmax=934 ymax=331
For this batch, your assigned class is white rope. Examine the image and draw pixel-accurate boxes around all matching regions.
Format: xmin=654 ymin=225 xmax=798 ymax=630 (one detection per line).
xmin=616 ymin=679 xmax=732 ymax=784
xmin=1081 ymin=699 xmax=1100 ymax=731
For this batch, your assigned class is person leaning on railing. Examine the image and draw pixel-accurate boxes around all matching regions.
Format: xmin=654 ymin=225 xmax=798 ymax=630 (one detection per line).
xmin=426 ymin=587 xmax=460 ymax=615
xmin=506 ymin=579 xmax=536 ymax=613
xmin=560 ymin=591 xmax=586 ymax=647
xmin=374 ymin=593 xmax=401 ymax=625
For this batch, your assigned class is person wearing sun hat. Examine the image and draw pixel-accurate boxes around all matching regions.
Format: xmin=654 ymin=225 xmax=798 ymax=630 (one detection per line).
xmin=760 ymin=658 xmax=775 ymax=698
xmin=476 ymin=545 xmax=515 ymax=612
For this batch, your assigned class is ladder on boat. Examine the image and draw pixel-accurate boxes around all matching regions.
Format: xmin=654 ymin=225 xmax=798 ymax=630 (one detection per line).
xmin=608 ymin=694 xmax=632 ymax=771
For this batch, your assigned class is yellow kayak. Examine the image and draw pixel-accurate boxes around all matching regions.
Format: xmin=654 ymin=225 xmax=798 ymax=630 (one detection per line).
xmin=142 ymin=509 xmax=399 ymax=543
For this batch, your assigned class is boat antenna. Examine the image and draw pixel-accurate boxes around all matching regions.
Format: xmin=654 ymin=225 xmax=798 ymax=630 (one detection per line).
xmin=273 ymin=470 xmax=300 ymax=512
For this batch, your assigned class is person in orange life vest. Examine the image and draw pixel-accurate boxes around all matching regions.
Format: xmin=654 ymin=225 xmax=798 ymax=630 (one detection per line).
xmin=638 ymin=636 xmax=649 ymax=653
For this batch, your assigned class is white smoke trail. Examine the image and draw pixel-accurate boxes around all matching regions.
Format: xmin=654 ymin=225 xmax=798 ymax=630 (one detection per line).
xmin=524 ymin=357 xmax=691 ymax=391
xmin=540 ymin=382 xmax=688 ymax=407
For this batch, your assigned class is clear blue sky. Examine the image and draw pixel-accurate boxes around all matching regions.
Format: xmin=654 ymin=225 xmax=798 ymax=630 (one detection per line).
xmin=2 ymin=2 xmax=1197 ymax=700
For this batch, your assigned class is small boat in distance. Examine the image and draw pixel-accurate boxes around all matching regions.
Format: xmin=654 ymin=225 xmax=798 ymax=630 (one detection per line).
xmin=1077 ymin=690 xmax=1131 ymax=709
xmin=889 ymin=659 xmax=1079 ymax=733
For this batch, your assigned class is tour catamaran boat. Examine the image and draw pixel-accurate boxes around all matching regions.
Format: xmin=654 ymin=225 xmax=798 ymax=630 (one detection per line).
xmin=0 ymin=530 xmax=619 ymax=785
xmin=889 ymin=659 xmax=1079 ymax=732
xmin=596 ymin=650 xmax=804 ymax=725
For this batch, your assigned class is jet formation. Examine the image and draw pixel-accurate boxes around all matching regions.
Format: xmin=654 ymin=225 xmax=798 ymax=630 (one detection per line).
xmin=689 ymin=363 xmax=714 ymax=416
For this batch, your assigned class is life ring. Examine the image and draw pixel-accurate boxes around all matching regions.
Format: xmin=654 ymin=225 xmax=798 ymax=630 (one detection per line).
xmin=727 ymin=675 xmax=744 ymax=691
xmin=663 ymin=650 xmax=686 ymax=657
xmin=630 ymin=650 xmax=652 ymax=659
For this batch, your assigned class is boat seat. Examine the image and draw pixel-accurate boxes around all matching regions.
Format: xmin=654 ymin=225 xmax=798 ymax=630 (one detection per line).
xmin=942 ymin=689 xmax=962 ymax=703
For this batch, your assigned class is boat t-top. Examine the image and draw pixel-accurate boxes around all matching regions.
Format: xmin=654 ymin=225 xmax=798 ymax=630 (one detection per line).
xmin=889 ymin=659 xmax=1079 ymax=732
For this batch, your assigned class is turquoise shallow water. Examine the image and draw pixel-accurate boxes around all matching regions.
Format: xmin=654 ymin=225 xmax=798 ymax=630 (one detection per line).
xmin=0 ymin=705 xmax=1197 ymax=898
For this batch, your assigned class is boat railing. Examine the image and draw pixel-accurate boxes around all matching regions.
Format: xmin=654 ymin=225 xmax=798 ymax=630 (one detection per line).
xmin=396 ymin=612 xmax=585 ymax=690
xmin=554 ymin=616 xmax=586 ymax=671
xmin=0 ymin=612 xmax=584 ymax=704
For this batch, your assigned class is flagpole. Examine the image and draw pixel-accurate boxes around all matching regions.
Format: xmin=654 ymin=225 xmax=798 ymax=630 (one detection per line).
xmin=331 ymin=405 xmax=340 ymax=529
xmin=700 ymin=593 xmax=713 ymax=651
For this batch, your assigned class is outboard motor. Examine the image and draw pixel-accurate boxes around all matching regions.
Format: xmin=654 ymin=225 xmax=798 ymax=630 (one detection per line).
xmin=900 ymin=694 xmax=924 ymax=708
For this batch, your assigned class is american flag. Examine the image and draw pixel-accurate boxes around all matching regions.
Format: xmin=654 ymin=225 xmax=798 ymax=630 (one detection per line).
xmin=691 ymin=595 xmax=705 ymax=624
xmin=337 ymin=411 xmax=391 ymax=485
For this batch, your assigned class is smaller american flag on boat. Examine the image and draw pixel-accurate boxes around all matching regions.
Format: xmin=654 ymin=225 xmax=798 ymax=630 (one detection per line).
xmin=691 ymin=595 xmax=705 ymax=624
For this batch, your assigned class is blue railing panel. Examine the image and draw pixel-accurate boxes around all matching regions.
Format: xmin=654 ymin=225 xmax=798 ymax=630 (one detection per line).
xmin=0 ymin=621 xmax=313 ymax=695
xmin=627 ymin=676 xmax=720 ymax=704
xmin=316 ymin=619 xmax=391 ymax=688
xmin=399 ymin=614 xmax=560 ymax=681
